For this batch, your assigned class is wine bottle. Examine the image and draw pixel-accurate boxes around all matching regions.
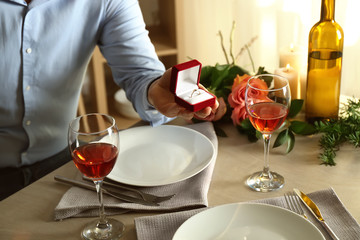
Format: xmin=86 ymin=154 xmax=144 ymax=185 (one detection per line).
xmin=305 ymin=0 xmax=344 ymax=123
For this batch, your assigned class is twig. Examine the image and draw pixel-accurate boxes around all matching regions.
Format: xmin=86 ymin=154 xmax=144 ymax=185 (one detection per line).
xmin=229 ymin=21 xmax=236 ymax=65
xmin=235 ymin=36 xmax=258 ymax=62
xmin=245 ymin=44 xmax=256 ymax=73
xmin=218 ymin=31 xmax=230 ymax=64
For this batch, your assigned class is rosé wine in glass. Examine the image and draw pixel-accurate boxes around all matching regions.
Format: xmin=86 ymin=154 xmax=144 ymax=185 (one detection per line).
xmin=245 ymin=74 xmax=291 ymax=192
xmin=72 ymin=142 xmax=118 ymax=180
xmin=68 ymin=113 xmax=124 ymax=239
xmin=248 ymin=102 xmax=289 ymax=134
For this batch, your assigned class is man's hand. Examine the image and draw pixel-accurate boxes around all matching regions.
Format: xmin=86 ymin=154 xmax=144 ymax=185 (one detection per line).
xmin=148 ymin=68 xmax=225 ymax=121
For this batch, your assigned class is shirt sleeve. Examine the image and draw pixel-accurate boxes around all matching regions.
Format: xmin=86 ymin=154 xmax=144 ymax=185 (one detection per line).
xmin=97 ymin=0 xmax=173 ymax=126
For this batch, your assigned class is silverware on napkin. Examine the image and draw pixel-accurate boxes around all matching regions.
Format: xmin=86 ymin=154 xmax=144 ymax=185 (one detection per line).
xmin=54 ymin=175 xmax=159 ymax=206
xmin=294 ymin=188 xmax=339 ymax=240
xmin=82 ymin=176 xmax=175 ymax=203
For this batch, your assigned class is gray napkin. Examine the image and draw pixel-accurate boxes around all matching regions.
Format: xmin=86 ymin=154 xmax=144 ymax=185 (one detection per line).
xmin=54 ymin=122 xmax=218 ymax=220
xmin=135 ymin=188 xmax=360 ymax=240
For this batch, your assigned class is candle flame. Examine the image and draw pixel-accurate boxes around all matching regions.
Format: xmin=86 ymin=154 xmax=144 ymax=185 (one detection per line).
xmin=290 ymin=43 xmax=294 ymax=52
xmin=285 ymin=63 xmax=291 ymax=72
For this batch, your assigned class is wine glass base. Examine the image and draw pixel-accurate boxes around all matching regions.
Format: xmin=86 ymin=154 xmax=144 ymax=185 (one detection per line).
xmin=82 ymin=218 xmax=125 ymax=240
xmin=246 ymin=171 xmax=284 ymax=192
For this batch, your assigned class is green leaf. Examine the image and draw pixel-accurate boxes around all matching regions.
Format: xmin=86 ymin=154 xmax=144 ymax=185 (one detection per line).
xmin=255 ymin=130 xmax=262 ymax=139
xmin=286 ymin=130 xmax=295 ymax=153
xmin=213 ymin=124 xmax=227 ymax=137
xmin=212 ymin=64 xmax=231 ymax=89
xmin=254 ymin=66 xmax=272 ymax=87
xmin=237 ymin=119 xmax=260 ymax=142
xmin=200 ymin=64 xmax=249 ymax=101
xmin=240 ymin=118 xmax=253 ymax=130
xmin=288 ymin=99 xmax=304 ymax=118
xmin=273 ymin=129 xmax=289 ymax=148
xmin=255 ymin=66 xmax=269 ymax=75
xmin=247 ymin=131 xmax=260 ymax=142
xmin=273 ymin=129 xmax=296 ymax=153
xmin=289 ymin=121 xmax=317 ymax=135
xmin=227 ymin=65 xmax=248 ymax=79
xmin=221 ymin=65 xmax=248 ymax=88
xmin=199 ymin=66 xmax=214 ymax=87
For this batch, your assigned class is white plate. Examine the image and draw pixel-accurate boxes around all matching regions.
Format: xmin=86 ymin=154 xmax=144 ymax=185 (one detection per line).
xmin=173 ymin=203 xmax=325 ymax=240
xmin=107 ymin=125 xmax=215 ymax=186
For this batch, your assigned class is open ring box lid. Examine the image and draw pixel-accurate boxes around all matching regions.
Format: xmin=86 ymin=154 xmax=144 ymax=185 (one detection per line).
xmin=170 ymin=60 xmax=216 ymax=112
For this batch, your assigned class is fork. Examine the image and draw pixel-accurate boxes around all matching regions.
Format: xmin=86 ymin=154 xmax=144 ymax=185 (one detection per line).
xmin=83 ymin=176 xmax=175 ymax=203
xmin=284 ymin=191 xmax=307 ymax=219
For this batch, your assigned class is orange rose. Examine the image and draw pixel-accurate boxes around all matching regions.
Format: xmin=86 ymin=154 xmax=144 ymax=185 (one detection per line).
xmin=228 ymin=74 xmax=268 ymax=125
xmin=231 ymin=104 xmax=248 ymax=126
xmin=228 ymin=74 xmax=251 ymax=108
xmin=246 ymin=77 xmax=269 ymax=100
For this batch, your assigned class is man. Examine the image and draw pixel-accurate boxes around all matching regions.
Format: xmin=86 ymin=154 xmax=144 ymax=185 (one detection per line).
xmin=0 ymin=0 xmax=220 ymax=200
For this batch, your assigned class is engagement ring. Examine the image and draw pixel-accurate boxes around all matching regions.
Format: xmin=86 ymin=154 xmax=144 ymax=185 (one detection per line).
xmin=190 ymin=89 xmax=201 ymax=98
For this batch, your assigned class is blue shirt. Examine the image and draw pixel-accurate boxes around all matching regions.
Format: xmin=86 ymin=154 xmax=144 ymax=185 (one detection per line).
xmin=0 ymin=0 xmax=171 ymax=168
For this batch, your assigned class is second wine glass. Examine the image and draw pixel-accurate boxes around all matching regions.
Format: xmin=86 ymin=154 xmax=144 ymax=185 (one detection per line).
xmin=245 ymin=74 xmax=291 ymax=192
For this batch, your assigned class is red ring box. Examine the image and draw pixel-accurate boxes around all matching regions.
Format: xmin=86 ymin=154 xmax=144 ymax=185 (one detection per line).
xmin=170 ymin=60 xmax=216 ymax=112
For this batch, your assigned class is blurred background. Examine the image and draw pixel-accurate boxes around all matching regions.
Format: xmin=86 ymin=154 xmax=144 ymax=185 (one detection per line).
xmin=82 ymin=0 xmax=360 ymax=126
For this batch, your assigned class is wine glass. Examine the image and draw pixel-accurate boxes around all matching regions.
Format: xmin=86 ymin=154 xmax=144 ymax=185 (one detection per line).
xmin=245 ymin=74 xmax=291 ymax=192
xmin=68 ymin=113 xmax=125 ymax=239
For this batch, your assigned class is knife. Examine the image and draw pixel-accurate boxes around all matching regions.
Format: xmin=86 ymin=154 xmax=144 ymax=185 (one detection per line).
xmin=293 ymin=188 xmax=339 ymax=240
xmin=54 ymin=175 xmax=159 ymax=206
xmin=82 ymin=175 xmax=146 ymax=196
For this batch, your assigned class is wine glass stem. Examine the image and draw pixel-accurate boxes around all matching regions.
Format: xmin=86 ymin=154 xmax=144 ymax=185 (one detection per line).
xmin=262 ymin=133 xmax=271 ymax=176
xmin=94 ymin=180 xmax=107 ymax=227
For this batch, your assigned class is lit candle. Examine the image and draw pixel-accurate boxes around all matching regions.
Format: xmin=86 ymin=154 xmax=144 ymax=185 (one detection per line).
xmin=279 ymin=43 xmax=306 ymax=71
xmin=279 ymin=43 xmax=307 ymax=100
xmin=275 ymin=64 xmax=299 ymax=99
xmin=299 ymin=71 xmax=307 ymax=101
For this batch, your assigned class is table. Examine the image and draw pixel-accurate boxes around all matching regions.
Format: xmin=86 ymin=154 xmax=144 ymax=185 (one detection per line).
xmin=1 ymin=120 xmax=360 ymax=239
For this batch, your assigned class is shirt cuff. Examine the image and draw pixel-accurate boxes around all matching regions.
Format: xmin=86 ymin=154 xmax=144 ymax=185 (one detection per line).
xmin=140 ymin=77 xmax=175 ymax=127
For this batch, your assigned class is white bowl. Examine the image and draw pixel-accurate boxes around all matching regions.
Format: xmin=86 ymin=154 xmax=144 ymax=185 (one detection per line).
xmin=114 ymin=89 xmax=140 ymax=119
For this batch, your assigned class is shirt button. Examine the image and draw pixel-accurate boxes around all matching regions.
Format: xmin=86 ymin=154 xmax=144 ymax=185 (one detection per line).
xmin=26 ymin=48 xmax=32 ymax=54
xmin=26 ymin=120 xmax=31 ymax=126
xmin=26 ymin=85 xmax=31 ymax=91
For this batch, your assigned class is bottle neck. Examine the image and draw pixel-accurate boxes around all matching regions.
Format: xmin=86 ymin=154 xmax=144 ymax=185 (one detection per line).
xmin=321 ymin=0 xmax=335 ymax=21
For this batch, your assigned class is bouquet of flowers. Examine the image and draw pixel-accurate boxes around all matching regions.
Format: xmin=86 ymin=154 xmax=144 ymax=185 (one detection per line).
xmin=198 ymin=24 xmax=360 ymax=166
xmin=197 ymin=22 xmax=316 ymax=161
